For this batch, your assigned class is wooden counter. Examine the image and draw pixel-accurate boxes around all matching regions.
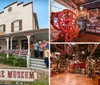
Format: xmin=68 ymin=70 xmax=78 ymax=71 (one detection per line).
xmin=94 ymin=74 xmax=100 ymax=85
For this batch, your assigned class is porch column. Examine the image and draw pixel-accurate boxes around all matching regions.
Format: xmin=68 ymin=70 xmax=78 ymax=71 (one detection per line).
xmin=27 ymin=35 xmax=31 ymax=56
xmin=6 ymin=37 xmax=9 ymax=58
xmin=10 ymin=37 xmax=13 ymax=50
xmin=26 ymin=35 xmax=31 ymax=68
xmin=18 ymin=39 xmax=21 ymax=57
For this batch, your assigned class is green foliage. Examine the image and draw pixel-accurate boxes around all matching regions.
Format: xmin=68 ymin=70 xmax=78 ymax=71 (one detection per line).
xmin=30 ymin=75 xmax=49 ymax=85
xmin=0 ymin=53 xmax=27 ymax=67
xmin=15 ymin=58 xmax=27 ymax=67
xmin=30 ymin=79 xmax=49 ymax=85
xmin=0 ymin=53 xmax=7 ymax=64
xmin=28 ymin=77 xmax=49 ymax=85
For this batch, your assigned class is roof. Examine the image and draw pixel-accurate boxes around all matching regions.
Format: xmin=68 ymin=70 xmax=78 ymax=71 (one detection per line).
xmin=0 ymin=1 xmax=33 ymax=14
xmin=33 ymin=13 xmax=39 ymax=29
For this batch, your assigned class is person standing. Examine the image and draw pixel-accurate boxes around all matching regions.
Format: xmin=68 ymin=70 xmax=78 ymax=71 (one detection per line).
xmin=41 ymin=40 xmax=47 ymax=48
xmin=38 ymin=41 xmax=43 ymax=58
xmin=30 ymin=41 xmax=34 ymax=57
xmin=44 ymin=45 xmax=49 ymax=68
xmin=34 ymin=41 xmax=39 ymax=58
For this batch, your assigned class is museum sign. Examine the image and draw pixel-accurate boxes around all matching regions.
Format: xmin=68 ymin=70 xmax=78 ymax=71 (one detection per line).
xmin=0 ymin=68 xmax=37 ymax=82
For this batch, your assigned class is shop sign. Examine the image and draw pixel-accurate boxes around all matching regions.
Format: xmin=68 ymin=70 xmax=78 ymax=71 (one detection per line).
xmin=0 ymin=68 xmax=37 ymax=82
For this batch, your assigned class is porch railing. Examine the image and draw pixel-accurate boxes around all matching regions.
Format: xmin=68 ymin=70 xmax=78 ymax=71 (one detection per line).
xmin=0 ymin=49 xmax=28 ymax=55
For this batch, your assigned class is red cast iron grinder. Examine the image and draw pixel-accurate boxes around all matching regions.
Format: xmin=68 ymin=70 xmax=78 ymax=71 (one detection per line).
xmin=51 ymin=12 xmax=65 ymax=41
xmin=51 ymin=9 xmax=79 ymax=42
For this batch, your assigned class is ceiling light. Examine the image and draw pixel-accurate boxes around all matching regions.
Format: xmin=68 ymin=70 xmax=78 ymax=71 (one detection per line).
xmin=79 ymin=5 xmax=83 ymax=11
xmin=82 ymin=51 xmax=85 ymax=54
xmin=72 ymin=54 xmax=75 ymax=56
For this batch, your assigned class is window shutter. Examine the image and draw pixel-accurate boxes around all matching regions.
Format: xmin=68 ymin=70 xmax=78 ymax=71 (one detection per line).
xmin=19 ymin=20 xmax=22 ymax=31
xmin=3 ymin=25 xmax=5 ymax=32
xmin=11 ymin=22 xmax=14 ymax=32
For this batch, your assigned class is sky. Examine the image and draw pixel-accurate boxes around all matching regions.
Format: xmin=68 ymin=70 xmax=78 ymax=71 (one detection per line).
xmin=0 ymin=0 xmax=49 ymax=29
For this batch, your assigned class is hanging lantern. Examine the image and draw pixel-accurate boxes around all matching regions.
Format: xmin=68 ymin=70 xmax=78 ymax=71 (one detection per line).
xmin=78 ymin=6 xmax=88 ymax=18
xmin=79 ymin=5 xmax=83 ymax=11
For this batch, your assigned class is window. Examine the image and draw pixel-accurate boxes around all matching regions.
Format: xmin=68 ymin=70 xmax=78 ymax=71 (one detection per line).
xmin=0 ymin=25 xmax=3 ymax=32
xmin=11 ymin=20 xmax=22 ymax=32
xmin=14 ymin=21 xmax=19 ymax=32
xmin=0 ymin=25 xmax=5 ymax=32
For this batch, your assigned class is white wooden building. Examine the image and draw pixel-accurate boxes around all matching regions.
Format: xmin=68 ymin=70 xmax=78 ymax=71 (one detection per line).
xmin=0 ymin=1 xmax=48 ymax=56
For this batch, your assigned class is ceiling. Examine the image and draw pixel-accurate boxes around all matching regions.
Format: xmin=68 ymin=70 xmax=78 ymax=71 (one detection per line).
xmin=34 ymin=32 xmax=49 ymax=41
xmin=54 ymin=0 xmax=88 ymax=8
xmin=70 ymin=0 xmax=88 ymax=6
xmin=51 ymin=44 xmax=100 ymax=59
xmin=54 ymin=0 xmax=100 ymax=9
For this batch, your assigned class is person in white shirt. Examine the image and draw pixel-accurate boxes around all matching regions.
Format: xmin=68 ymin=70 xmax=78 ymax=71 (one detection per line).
xmin=38 ymin=41 xmax=44 ymax=58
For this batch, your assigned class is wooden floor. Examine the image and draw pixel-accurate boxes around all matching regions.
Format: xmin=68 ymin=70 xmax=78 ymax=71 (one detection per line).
xmin=51 ymin=73 xmax=95 ymax=85
xmin=77 ymin=32 xmax=100 ymax=42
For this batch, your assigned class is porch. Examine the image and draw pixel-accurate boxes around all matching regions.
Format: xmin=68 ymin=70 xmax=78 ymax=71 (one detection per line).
xmin=0 ymin=29 xmax=48 ymax=68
